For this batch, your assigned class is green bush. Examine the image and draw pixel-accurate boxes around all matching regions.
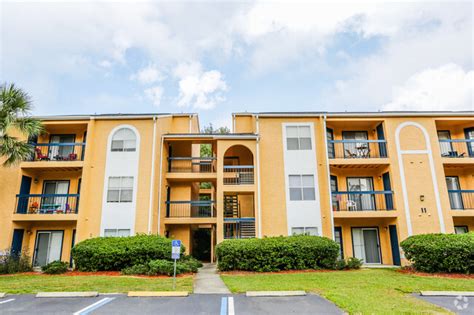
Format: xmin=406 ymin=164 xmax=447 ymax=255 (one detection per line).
xmin=121 ymin=256 xmax=203 ymax=276
xmin=216 ymin=235 xmax=339 ymax=272
xmin=42 ymin=260 xmax=69 ymax=274
xmin=0 ymin=250 xmax=32 ymax=274
xmin=121 ymin=264 xmax=149 ymax=275
xmin=71 ymin=234 xmax=185 ymax=271
xmin=400 ymin=233 xmax=474 ymax=274
xmin=346 ymin=257 xmax=363 ymax=269
xmin=335 ymin=259 xmax=347 ymax=270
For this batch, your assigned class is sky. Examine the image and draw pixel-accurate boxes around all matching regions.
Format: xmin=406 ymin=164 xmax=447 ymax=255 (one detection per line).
xmin=1 ymin=0 xmax=473 ymax=128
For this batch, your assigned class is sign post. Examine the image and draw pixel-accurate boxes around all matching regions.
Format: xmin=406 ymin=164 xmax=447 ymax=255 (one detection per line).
xmin=171 ymin=240 xmax=181 ymax=290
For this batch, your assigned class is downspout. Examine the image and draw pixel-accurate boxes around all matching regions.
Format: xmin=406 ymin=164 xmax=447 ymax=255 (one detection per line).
xmin=256 ymin=115 xmax=262 ymax=238
xmin=232 ymin=114 xmax=236 ymax=133
xmin=189 ymin=115 xmax=192 ymax=133
xmin=156 ymin=135 xmax=165 ymax=234
xmin=147 ymin=116 xmax=158 ymax=234
xmin=322 ymin=114 xmax=335 ymax=240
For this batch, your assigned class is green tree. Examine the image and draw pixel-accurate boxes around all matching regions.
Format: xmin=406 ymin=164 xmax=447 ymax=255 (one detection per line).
xmin=0 ymin=84 xmax=43 ymax=166
xmin=201 ymin=123 xmax=230 ymax=134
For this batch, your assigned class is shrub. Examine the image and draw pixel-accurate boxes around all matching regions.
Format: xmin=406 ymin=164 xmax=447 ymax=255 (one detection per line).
xmin=121 ymin=264 xmax=149 ymax=275
xmin=180 ymin=255 xmax=203 ymax=272
xmin=335 ymin=259 xmax=347 ymax=270
xmin=0 ymin=250 xmax=32 ymax=274
xmin=71 ymin=234 xmax=185 ymax=271
xmin=121 ymin=256 xmax=202 ymax=276
xmin=216 ymin=235 xmax=339 ymax=272
xmin=346 ymin=257 xmax=363 ymax=269
xmin=42 ymin=260 xmax=68 ymax=274
xmin=400 ymin=233 xmax=474 ymax=274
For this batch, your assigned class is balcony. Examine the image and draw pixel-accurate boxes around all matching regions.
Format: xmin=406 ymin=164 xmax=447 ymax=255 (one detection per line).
xmin=223 ymin=166 xmax=255 ymax=185
xmin=448 ymin=190 xmax=474 ymax=210
xmin=168 ymin=157 xmax=216 ymax=173
xmin=327 ymin=140 xmax=388 ymax=159
xmin=28 ymin=143 xmax=86 ymax=162
xmin=165 ymin=200 xmax=216 ymax=218
xmin=439 ymin=139 xmax=474 ymax=158
xmin=331 ymin=191 xmax=395 ymax=218
xmin=224 ymin=218 xmax=256 ymax=239
xmin=15 ymin=194 xmax=79 ymax=215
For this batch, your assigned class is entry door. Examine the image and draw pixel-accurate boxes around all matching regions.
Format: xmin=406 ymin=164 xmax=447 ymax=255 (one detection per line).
xmin=347 ymin=178 xmax=375 ymax=210
xmin=326 ymin=128 xmax=335 ymax=158
xmin=445 ymin=176 xmax=463 ymax=209
xmin=34 ymin=231 xmax=63 ymax=266
xmin=49 ymin=135 xmax=75 ymax=160
xmin=17 ymin=175 xmax=32 ymax=214
xmin=352 ymin=228 xmax=381 ymax=264
xmin=42 ymin=181 xmax=70 ymax=212
xmin=465 ymin=128 xmax=474 ymax=157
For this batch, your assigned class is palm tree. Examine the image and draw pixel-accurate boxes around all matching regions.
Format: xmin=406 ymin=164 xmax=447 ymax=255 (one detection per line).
xmin=0 ymin=83 xmax=43 ymax=166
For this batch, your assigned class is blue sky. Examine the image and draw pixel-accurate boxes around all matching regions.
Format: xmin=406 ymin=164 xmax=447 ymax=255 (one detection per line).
xmin=1 ymin=1 xmax=472 ymax=128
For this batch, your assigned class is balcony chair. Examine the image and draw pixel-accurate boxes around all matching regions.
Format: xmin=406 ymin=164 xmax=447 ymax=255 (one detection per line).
xmin=34 ymin=148 xmax=50 ymax=161
xmin=346 ymin=200 xmax=358 ymax=211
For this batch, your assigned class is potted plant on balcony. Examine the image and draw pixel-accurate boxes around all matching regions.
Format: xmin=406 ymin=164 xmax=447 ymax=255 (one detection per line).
xmin=29 ymin=201 xmax=39 ymax=214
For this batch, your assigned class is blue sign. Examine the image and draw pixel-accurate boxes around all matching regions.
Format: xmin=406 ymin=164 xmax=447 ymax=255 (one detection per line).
xmin=171 ymin=240 xmax=181 ymax=260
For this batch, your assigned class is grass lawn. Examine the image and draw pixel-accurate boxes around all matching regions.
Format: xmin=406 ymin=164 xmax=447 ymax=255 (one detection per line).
xmin=221 ymin=269 xmax=474 ymax=314
xmin=0 ymin=274 xmax=193 ymax=294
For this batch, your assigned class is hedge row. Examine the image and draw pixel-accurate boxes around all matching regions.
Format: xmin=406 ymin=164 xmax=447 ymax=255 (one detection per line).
xmin=121 ymin=256 xmax=203 ymax=276
xmin=71 ymin=234 xmax=185 ymax=271
xmin=216 ymin=235 xmax=339 ymax=272
xmin=400 ymin=233 xmax=474 ymax=274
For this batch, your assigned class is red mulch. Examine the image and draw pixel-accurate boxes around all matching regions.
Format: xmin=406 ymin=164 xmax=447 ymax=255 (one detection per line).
xmin=0 ymin=271 xmax=192 ymax=278
xmin=397 ymin=268 xmax=474 ymax=279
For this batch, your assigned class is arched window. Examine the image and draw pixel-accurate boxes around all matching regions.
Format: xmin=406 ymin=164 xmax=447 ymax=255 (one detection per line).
xmin=111 ymin=128 xmax=136 ymax=152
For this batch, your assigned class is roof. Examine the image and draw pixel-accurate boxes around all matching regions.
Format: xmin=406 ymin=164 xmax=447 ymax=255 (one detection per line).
xmin=163 ymin=133 xmax=258 ymax=140
xmin=233 ymin=111 xmax=474 ymax=118
xmin=34 ymin=113 xmax=198 ymax=121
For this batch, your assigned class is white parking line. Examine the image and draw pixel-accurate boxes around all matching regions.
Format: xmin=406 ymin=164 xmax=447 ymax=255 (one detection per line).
xmin=73 ymin=297 xmax=115 ymax=315
xmin=228 ymin=297 xmax=235 ymax=315
xmin=0 ymin=298 xmax=15 ymax=305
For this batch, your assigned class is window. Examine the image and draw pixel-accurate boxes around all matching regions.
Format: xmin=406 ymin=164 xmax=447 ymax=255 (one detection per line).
xmin=111 ymin=128 xmax=136 ymax=152
xmin=454 ymin=226 xmax=468 ymax=234
xmin=286 ymin=126 xmax=312 ymax=150
xmin=291 ymin=227 xmax=318 ymax=236
xmin=107 ymin=177 xmax=133 ymax=202
xmin=289 ymin=175 xmax=315 ymax=200
xmin=104 ymin=229 xmax=131 ymax=237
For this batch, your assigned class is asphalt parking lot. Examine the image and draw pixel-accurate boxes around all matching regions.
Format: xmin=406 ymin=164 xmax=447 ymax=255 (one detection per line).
xmin=416 ymin=295 xmax=474 ymax=315
xmin=0 ymin=294 xmax=343 ymax=315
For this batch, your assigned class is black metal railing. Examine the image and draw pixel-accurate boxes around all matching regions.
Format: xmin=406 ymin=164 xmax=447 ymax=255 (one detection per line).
xmin=27 ymin=143 xmax=86 ymax=161
xmin=224 ymin=218 xmax=256 ymax=239
xmin=165 ymin=200 xmax=216 ymax=218
xmin=438 ymin=139 xmax=474 ymax=158
xmin=448 ymin=190 xmax=474 ymax=210
xmin=15 ymin=194 xmax=80 ymax=214
xmin=223 ymin=165 xmax=255 ymax=185
xmin=327 ymin=140 xmax=388 ymax=159
xmin=331 ymin=191 xmax=395 ymax=211
xmin=168 ymin=157 xmax=216 ymax=173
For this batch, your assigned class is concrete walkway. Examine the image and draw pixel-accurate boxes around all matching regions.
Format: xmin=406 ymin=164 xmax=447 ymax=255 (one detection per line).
xmin=194 ymin=263 xmax=231 ymax=294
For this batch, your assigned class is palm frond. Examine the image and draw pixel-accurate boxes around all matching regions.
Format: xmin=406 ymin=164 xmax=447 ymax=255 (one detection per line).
xmin=14 ymin=117 xmax=44 ymax=137
xmin=0 ymin=134 xmax=34 ymax=166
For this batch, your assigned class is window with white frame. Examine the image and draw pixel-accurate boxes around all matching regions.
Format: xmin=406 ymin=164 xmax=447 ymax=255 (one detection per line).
xmin=289 ymin=175 xmax=316 ymax=200
xmin=111 ymin=128 xmax=136 ymax=152
xmin=104 ymin=229 xmax=131 ymax=237
xmin=286 ymin=125 xmax=312 ymax=150
xmin=107 ymin=176 xmax=133 ymax=202
xmin=291 ymin=227 xmax=318 ymax=236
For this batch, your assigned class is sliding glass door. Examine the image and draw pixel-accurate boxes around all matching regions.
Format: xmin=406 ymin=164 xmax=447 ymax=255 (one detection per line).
xmin=347 ymin=177 xmax=375 ymax=210
xmin=352 ymin=228 xmax=381 ymax=264
xmin=446 ymin=176 xmax=464 ymax=209
xmin=33 ymin=231 xmax=63 ymax=266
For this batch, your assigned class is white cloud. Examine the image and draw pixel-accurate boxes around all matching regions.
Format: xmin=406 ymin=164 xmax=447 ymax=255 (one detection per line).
xmin=175 ymin=62 xmax=228 ymax=110
xmin=144 ymin=86 xmax=164 ymax=107
xmin=383 ymin=64 xmax=473 ymax=111
xmin=131 ymin=65 xmax=165 ymax=84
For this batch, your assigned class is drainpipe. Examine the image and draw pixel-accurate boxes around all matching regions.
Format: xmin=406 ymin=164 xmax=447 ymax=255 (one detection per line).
xmin=322 ymin=114 xmax=335 ymax=240
xmin=256 ymin=115 xmax=262 ymax=238
xmin=147 ymin=116 xmax=158 ymax=234
xmin=156 ymin=135 xmax=165 ymax=234
xmin=232 ymin=114 xmax=236 ymax=133
xmin=189 ymin=115 xmax=192 ymax=133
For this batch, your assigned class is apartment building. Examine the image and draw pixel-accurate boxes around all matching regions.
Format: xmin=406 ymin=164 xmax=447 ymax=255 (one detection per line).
xmin=0 ymin=111 xmax=473 ymax=266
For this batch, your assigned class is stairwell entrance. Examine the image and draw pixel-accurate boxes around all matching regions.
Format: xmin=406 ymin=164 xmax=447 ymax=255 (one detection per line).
xmin=191 ymin=228 xmax=212 ymax=262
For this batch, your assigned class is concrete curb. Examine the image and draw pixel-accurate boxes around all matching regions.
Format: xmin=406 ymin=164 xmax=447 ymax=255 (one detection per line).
xmin=246 ymin=291 xmax=306 ymax=297
xmin=128 ymin=291 xmax=189 ymax=297
xmin=0 ymin=293 xmax=6 ymax=298
xmin=36 ymin=292 xmax=98 ymax=298
xmin=420 ymin=291 xmax=474 ymax=297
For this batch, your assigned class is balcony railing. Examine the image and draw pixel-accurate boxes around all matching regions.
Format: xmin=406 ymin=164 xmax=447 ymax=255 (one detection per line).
xmin=331 ymin=191 xmax=395 ymax=211
xmin=27 ymin=143 xmax=86 ymax=162
xmin=165 ymin=200 xmax=216 ymax=218
xmin=168 ymin=157 xmax=216 ymax=173
xmin=438 ymin=139 xmax=474 ymax=158
xmin=448 ymin=190 xmax=474 ymax=210
xmin=224 ymin=218 xmax=256 ymax=239
xmin=327 ymin=140 xmax=388 ymax=159
xmin=15 ymin=194 xmax=80 ymax=214
xmin=223 ymin=165 xmax=255 ymax=185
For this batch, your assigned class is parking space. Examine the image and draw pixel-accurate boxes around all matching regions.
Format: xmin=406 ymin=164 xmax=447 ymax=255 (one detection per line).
xmin=0 ymin=293 xmax=342 ymax=315
xmin=417 ymin=295 xmax=474 ymax=315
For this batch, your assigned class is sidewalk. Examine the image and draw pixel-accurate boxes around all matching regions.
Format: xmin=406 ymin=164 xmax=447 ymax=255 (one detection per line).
xmin=193 ymin=263 xmax=230 ymax=294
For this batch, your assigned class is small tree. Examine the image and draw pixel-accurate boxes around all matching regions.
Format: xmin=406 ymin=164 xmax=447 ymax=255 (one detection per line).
xmin=201 ymin=123 xmax=230 ymax=134
xmin=0 ymin=83 xmax=43 ymax=166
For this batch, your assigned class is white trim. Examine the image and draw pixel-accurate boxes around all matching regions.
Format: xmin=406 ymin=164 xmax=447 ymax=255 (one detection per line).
xmin=395 ymin=121 xmax=445 ymax=236
xmin=256 ymin=115 xmax=262 ymax=238
xmin=322 ymin=115 xmax=335 ymax=240
xmin=189 ymin=115 xmax=192 ymax=133
xmin=147 ymin=117 xmax=157 ymax=234
xmin=156 ymin=136 xmax=165 ymax=234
